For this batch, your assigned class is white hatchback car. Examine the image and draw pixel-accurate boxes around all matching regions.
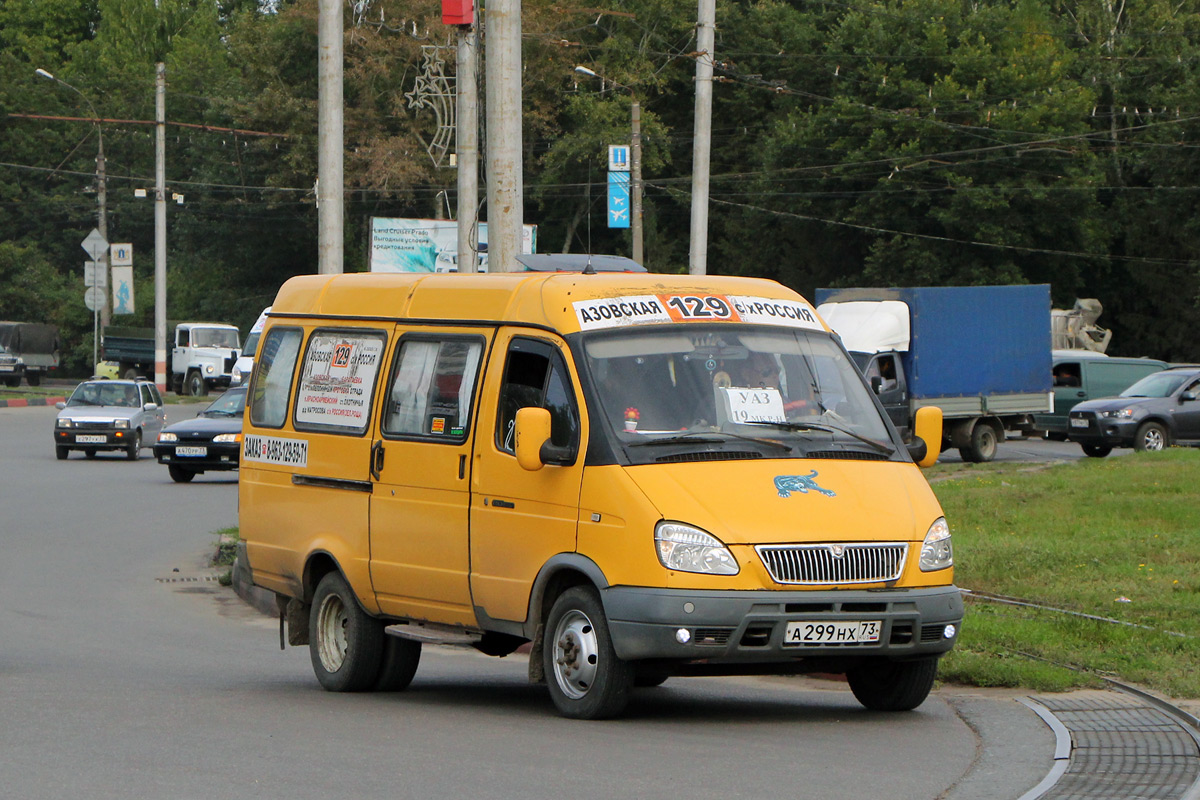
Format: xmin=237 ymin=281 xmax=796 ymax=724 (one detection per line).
xmin=53 ymin=379 xmax=167 ymax=460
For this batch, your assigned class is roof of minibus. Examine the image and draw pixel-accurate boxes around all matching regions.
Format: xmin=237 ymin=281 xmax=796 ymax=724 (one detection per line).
xmin=267 ymin=271 xmax=828 ymax=336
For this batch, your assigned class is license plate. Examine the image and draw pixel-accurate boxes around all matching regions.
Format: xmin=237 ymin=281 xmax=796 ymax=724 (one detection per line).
xmin=76 ymin=434 xmax=107 ymax=444
xmin=784 ymin=620 xmax=882 ymax=645
xmin=176 ymin=446 xmax=207 ymax=457
xmin=1070 ymin=417 xmax=1089 ymax=428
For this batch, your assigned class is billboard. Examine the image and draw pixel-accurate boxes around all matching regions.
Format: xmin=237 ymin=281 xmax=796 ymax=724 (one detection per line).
xmin=369 ymin=217 xmax=537 ymax=273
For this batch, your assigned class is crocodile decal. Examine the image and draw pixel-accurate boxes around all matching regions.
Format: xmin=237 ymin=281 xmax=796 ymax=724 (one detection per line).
xmin=774 ymin=471 xmax=836 ymax=498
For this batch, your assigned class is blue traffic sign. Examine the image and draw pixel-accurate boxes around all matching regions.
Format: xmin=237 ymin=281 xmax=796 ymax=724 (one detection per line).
xmin=607 ymin=172 xmax=630 ymax=229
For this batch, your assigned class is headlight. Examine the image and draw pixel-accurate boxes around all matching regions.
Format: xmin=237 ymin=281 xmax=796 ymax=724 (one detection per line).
xmin=920 ymin=517 xmax=953 ymax=571
xmin=231 ymin=366 xmax=243 ymax=383
xmin=654 ymin=522 xmax=739 ymax=575
xmin=113 ymin=419 xmax=129 ymax=429
xmin=56 ymin=418 xmax=73 ymax=429
xmin=213 ymin=433 xmax=241 ymax=443
xmin=205 ymin=364 xmax=214 ymax=374
xmin=158 ymin=432 xmax=178 ymax=442
xmin=1101 ymin=408 xmax=1135 ymax=418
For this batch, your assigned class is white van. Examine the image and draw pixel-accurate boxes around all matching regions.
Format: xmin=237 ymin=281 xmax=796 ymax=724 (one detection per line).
xmin=231 ymin=307 xmax=271 ymax=386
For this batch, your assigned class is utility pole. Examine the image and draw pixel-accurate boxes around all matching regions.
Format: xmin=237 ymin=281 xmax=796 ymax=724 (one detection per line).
xmin=689 ymin=0 xmax=715 ymax=275
xmin=631 ymin=99 xmax=643 ymax=265
xmin=317 ymin=0 xmax=344 ymax=275
xmin=484 ymin=0 xmax=523 ymax=272
xmin=456 ymin=19 xmax=480 ymax=272
xmin=154 ymin=63 xmax=168 ymax=392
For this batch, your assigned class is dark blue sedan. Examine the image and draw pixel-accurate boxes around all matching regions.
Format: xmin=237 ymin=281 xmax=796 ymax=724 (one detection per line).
xmin=153 ymin=386 xmax=246 ymax=482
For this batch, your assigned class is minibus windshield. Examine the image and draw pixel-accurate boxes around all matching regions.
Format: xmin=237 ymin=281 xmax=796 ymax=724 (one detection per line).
xmin=580 ymin=325 xmax=896 ymax=462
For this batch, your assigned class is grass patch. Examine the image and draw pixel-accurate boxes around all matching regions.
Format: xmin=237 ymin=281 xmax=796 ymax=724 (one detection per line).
xmin=934 ymin=448 xmax=1200 ymax=697
xmin=212 ymin=526 xmax=239 ymax=585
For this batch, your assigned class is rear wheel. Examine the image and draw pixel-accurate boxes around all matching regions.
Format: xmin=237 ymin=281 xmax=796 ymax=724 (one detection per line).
xmin=374 ymin=636 xmax=422 ymax=692
xmin=847 ymin=658 xmax=939 ymax=711
xmin=168 ymin=464 xmax=195 ymax=483
xmin=543 ymin=586 xmax=634 ymax=719
xmin=1081 ymin=443 xmax=1112 ymax=458
xmin=309 ymin=572 xmax=384 ymax=692
xmin=958 ymin=422 xmax=998 ymax=463
xmin=55 ymin=445 xmax=69 ymax=460
xmin=122 ymin=368 xmax=140 ymax=380
xmin=26 ymin=372 xmax=41 ymax=387
xmin=1134 ymin=421 xmax=1168 ymax=452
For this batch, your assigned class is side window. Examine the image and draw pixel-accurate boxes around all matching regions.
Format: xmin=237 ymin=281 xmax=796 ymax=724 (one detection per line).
xmin=383 ymin=337 xmax=484 ymax=441
xmin=294 ymin=329 xmax=387 ymax=435
xmin=496 ymin=340 xmax=580 ymax=455
xmin=178 ymin=329 xmax=190 ymax=348
xmin=139 ymin=384 xmax=153 ymax=406
xmin=150 ymin=385 xmax=164 ymax=407
xmin=250 ymin=327 xmax=303 ymax=428
xmin=1054 ymin=362 xmax=1082 ymax=387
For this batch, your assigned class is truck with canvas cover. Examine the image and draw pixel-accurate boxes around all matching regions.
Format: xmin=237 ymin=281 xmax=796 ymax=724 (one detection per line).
xmin=815 ymin=285 xmax=1053 ymax=462
xmin=0 ymin=321 xmax=60 ymax=387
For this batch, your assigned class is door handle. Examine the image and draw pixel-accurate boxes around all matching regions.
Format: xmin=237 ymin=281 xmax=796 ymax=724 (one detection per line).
xmin=370 ymin=440 xmax=385 ymax=480
xmin=1076 ymin=392 xmax=1086 ymax=398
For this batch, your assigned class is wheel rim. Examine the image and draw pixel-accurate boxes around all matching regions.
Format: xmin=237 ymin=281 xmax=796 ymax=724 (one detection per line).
xmin=551 ymin=608 xmax=600 ymax=700
xmin=1143 ymin=428 xmax=1165 ymax=450
xmin=315 ymin=593 xmax=349 ymax=674
xmin=979 ymin=429 xmax=996 ymax=458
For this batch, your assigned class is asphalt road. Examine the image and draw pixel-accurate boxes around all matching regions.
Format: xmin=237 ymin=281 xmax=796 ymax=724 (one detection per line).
xmin=0 ymin=401 xmax=1056 ymax=799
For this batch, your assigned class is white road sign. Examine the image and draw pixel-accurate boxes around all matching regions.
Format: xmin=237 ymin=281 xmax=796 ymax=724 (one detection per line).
xmin=84 ymin=286 xmax=105 ymax=311
xmin=110 ymin=243 xmax=133 ymax=266
xmin=84 ymin=261 xmax=108 ymax=289
xmin=81 ymin=228 xmax=108 ymax=262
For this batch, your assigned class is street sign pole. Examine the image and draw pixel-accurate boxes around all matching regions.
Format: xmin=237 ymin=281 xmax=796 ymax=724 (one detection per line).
xmin=81 ymin=228 xmax=109 ymax=372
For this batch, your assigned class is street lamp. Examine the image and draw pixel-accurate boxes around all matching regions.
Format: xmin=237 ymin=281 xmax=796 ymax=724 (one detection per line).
xmin=36 ymin=67 xmax=110 ymax=367
xmin=574 ymin=66 xmax=643 ymax=265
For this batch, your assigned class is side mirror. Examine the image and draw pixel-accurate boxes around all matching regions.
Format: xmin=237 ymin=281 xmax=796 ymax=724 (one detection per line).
xmin=911 ymin=406 xmax=943 ymax=468
xmin=1181 ymin=391 xmax=1197 ymax=402
xmin=55 ymin=401 xmax=66 ymax=410
xmin=515 ymin=407 xmax=552 ymax=471
xmin=870 ymin=376 xmax=882 ymax=395
xmin=145 ymin=402 xmax=158 ymax=411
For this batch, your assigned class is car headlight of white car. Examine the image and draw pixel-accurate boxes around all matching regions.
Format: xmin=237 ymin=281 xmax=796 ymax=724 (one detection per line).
xmin=654 ymin=521 xmax=739 ymax=575
xmin=56 ymin=418 xmax=74 ymax=429
xmin=112 ymin=419 xmax=129 ymax=429
xmin=919 ymin=517 xmax=953 ymax=572
xmin=205 ymin=364 xmax=215 ymax=375
xmin=158 ymin=432 xmax=178 ymax=443
xmin=231 ymin=366 xmax=244 ymax=384
xmin=213 ymin=433 xmax=241 ymax=443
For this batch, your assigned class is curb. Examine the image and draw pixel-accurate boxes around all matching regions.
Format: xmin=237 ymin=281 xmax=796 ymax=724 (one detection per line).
xmin=0 ymin=396 xmax=66 ymax=408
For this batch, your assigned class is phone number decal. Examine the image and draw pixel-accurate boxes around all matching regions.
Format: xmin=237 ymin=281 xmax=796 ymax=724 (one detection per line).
xmin=573 ymin=294 xmax=823 ymax=331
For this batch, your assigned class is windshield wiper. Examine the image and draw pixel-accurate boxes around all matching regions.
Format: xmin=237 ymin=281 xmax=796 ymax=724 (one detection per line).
xmin=745 ymin=420 xmax=894 ymax=455
xmin=628 ymin=430 xmax=792 ymax=452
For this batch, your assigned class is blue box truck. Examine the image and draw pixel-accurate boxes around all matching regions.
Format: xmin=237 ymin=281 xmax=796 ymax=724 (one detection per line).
xmin=815 ymin=285 xmax=1052 ymax=462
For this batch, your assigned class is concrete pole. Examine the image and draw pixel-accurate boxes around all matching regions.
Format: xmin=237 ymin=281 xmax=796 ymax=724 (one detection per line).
xmin=484 ymin=0 xmax=523 ymax=272
xmin=631 ymin=99 xmax=643 ymax=266
xmin=96 ymin=131 xmax=110 ymax=329
xmin=688 ymin=0 xmax=715 ymax=275
xmin=457 ymin=24 xmax=480 ymax=273
xmin=154 ymin=63 xmax=168 ymax=392
xmin=317 ymin=0 xmax=344 ymax=275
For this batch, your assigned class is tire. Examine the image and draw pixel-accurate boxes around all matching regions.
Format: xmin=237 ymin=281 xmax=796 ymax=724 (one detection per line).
xmin=374 ymin=636 xmax=422 ymax=692
xmin=55 ymin=446 xmax=69 ymax=460
xmin=1081 ymin=443 xmax=1112 ymax=458
xmin=309 ymin=572 xmax=384 ymax=692
xmin=847 ymin=658 xmax=939 ymax=711
xmin=168 ymin=464 xmax=195 ymax=483
xmin=1134 ymin=421 xmax=1168 ymax=452
xmin=3 ymin=376 xmax=19 ymax=388
xmin=122 ymin=368 xmax=140 ymax=380
xmin=958 ymin=422 xmax=999 ymax=463
xmin=172 ymin=375 xmax=185 ymax=395
xmin=187 ymin=371 xmax=207 ymax=397
xmin=126 ymin=430 xmax=142 ymax=460
xmin=26 ymin=373 xmax=41 ymax=387
xmin=543 ymin=586 xmax=634 ymax=719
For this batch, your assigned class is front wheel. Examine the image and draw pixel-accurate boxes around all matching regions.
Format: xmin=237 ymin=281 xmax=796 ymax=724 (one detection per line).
xmin=126 ymin=430 xmax=142 ymax=460
xmin=187 ymin=371 xmax=207 ymax=397
xmin=847 ymin=658 xmax=939 ymax=711
xmin=543 ymin=586 xmax=634 ymax=719
xmin=55 ymin=445 xmax=69 ymax=460
xmin=1134 ymin=421 xmax=1168 ymax=452
xmin=309 ymin=572 xmax=384 ymax=692
xmin=374 ymin=636 xmax=422 ymax=692
xmin=4 ymin=376 xmax=19 ymax=388
xmin=1081 ymin=443 xmax=1112 ymax=458
xmin=168 ymin=464 xmax=195 ymax=483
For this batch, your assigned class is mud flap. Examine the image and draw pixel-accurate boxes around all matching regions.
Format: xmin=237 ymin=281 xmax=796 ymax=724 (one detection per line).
xmin=527 ymin=622 xmax=546 ymax=684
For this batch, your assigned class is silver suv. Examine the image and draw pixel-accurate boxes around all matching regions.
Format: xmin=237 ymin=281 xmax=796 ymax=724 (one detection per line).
xmin=53 ymin=379 xmax=166 ymax=460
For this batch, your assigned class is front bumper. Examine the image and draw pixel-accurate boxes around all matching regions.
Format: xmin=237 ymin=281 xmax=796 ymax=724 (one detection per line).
xmin=154 ymin=442 xmax=240 ymax=471
xmin=1066 ymin=413 xmax=1139 ymax=447
xmin=54 ymin=429 xmax=136 ymax=450
xmin=602 ymin=584 xmax=962 ymax=663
